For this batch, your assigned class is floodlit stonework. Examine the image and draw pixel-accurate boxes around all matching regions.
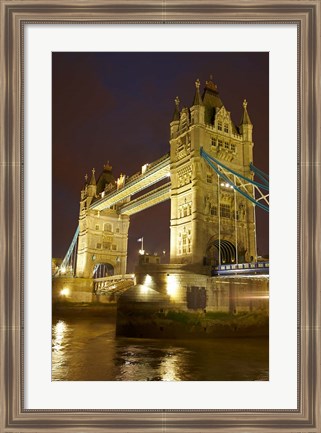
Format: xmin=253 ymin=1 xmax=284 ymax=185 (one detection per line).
xmin=169 ymin=78 xmax=256 ymax=266
xmin=76 ymin=164 xmax=129 ymax=278
xmin=75 ymin=78 xmax=257 ymax=278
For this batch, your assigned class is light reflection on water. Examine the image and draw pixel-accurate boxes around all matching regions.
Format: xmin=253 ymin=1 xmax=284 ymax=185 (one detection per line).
xmin=52 ymin=317 xmax=268 ymax=381
xmin=52 ymin=320 xmax=67 ymax=351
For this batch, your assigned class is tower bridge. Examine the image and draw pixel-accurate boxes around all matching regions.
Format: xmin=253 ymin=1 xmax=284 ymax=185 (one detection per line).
xmin=90 ymin=152 xmax=170 ymax=212
xmin=55 ymin=77 xmax=269 ymax=282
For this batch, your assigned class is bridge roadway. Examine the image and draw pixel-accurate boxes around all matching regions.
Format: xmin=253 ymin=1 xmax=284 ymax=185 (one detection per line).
xmin=90 ymin=153 xmax=170 ymax=213
xmin=118 ymin=182 xmax=171 ymax=215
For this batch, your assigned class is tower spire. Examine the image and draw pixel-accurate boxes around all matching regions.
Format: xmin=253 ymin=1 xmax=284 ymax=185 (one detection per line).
xmin=240 ymin=99 xmax=252 ymax=125
xmin=89 ymin=168 xmax=96 ymax=185
xmin=193 ymin=78 xmax=203 ymax=106
xmin=172 ymin=96 xmax=180 ymax=121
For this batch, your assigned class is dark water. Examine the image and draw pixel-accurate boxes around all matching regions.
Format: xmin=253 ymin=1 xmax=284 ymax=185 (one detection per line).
xmin=52 ymin=317 xmax=268 ymax=381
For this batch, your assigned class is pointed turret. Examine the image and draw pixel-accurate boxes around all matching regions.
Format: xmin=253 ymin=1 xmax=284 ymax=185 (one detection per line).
xmin=89 ymin=168 xmax=96 ymax=185
xmin=87 ymin=168 xmax=97 ymax=202
xmin=239 ymin=99 xmax=253 ymax=142
xmin=190 ymin=79 xmax=205 ymax=125
xmin=193 ymin=79 xmax=203 ymax=106
xmin=170 ymin=96 xmax=180 ymax=139
xmin=239 ymin=99 xmax=253 ymax=165
xmin=240 ymin=99 xmax=252 ymax=125
xmin=172 ymin=96 xmax=180 ymax=121
xmin=80 ymin=173 xmax=88 ymax=199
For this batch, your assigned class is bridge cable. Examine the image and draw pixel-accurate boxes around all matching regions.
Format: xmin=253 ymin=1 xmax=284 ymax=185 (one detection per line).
xmin=249 ymin=162 xmax=269 ymax=186
xmin=201 ymin=148 xmax=269 ymax=192
xmin=201 ymin=150 xmax=269 ymax=212
xmin=54 ymin=226 xmax=80 ymax=277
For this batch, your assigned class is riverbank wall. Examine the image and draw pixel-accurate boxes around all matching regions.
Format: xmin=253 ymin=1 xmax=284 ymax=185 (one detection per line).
xmin=134 ymin=263 xmax=269 ymax=313
xmin=53 ymin=266 xmax=268 ymax=314
xmin=52 ymin=277 xmax=94 ymax=303
xmin=116 ymin=308 xmax=269 ymax=339
xmin=53 ymin=263 xmax=269 ymax=338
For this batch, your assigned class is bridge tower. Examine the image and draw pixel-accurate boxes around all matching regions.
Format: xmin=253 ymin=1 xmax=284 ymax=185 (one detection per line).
xmin=169 ymin=78 xmax=257 ymax=267
xmin=76 ymin=163 xmax=130 ymax=278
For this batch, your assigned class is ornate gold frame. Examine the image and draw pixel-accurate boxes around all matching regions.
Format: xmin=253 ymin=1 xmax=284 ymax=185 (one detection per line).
xmin=0 ymin=1 xmax=320 ymax=431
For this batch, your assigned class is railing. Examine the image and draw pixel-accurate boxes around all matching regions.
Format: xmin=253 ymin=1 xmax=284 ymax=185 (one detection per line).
xmin=119 ymin=182 xmax=171 ymax=214
xmin=93 ymin=274 xmax=135 ymax=295
xmin=93 ymin=274 xmax=134 ymax=283
xmin=212 ymin=262 xmax=269 ymax=276
xmin=91 ymin=152 xmax=170 ymax=209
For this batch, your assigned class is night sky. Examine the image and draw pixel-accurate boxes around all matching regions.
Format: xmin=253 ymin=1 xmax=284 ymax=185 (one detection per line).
xmin=52 ymin=52 xmax=269 ymax=272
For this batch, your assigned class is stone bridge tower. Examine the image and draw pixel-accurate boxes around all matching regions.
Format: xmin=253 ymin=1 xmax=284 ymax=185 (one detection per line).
xmin=76 ymin=163 xmax=130 ymax=278
xmin=169 ymin=78 xmax=257 ymax=267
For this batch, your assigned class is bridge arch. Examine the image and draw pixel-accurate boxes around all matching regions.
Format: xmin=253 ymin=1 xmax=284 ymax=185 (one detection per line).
xmin=206 ymin=238 xmax=237 ymax=266
xmin=93 ymin=262 xmax=114 ymax=279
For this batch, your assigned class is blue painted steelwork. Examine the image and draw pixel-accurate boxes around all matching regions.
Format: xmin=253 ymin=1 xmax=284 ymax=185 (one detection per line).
xmin=55 ymin=226 xmax=79 ymax=276
xmin=200 ymin=148 xmax=269 ymax=213
xmin=250 ymin=162 xmax=269 ymax=186
xmin=201 ymin=148 xmax=269 ymax=192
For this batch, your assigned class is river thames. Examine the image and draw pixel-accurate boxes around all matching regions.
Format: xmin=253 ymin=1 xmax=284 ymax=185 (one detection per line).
xmin=52 ymin=315 xmax=268 ymax=381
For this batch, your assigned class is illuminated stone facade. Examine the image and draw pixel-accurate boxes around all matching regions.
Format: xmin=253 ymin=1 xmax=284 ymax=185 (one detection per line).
xmin=75 ymin=78 xmax=257 ymax=278
xmin=169 ymin=79 xmax=257 ymax=266
xmin=76 ymin=165 xmax=129 ymax=278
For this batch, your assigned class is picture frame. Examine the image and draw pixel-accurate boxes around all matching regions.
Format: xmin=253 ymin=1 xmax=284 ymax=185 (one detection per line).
xmin=0 ymin=0 xmax=320 ymax=431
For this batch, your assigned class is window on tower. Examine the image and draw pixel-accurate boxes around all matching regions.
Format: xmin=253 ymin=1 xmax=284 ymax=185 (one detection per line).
xmin=220 ymin=203 xmax=231 ymax=219
xmin=217 ymin=121 xmax=222 ymax=131
xmin=210 ymin=206 xmax=217 ymax=216
xmin=182 ymin=234 xmax=187 ymax=254
xmin=104 ymin=223 xmax=112 ymax=232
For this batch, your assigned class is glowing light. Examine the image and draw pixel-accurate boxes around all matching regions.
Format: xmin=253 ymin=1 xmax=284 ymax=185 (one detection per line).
xmin=225 ymin=182 xmax=229 ymax=187
xmin=60 ymin=266 xmax=66 ymax=274
xmin=166 ymin=274 xmax=179 ymax=298
xmin=144 ymin=274 xmax=152 ymax=286
xmin=160 ymin=353 xmax=180 ymax=381
xmin=52 ymin=320 xmax=67 ymax=353
xmin=142 ymin=163 xmax=149 ymax=174
xmin=140 ymin=285 xmax=149 ymax=294
xmin=60 ymin=287 xmax=70 ymax=297
xmin=139 ymin=249 xmax=145 ymax=255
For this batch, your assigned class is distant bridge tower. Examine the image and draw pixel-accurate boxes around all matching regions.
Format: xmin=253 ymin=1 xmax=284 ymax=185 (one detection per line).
xmin=76 ymin=163 xmax=130 ymax=278
xmin=169 ymin=78 xmax=256 ymax=267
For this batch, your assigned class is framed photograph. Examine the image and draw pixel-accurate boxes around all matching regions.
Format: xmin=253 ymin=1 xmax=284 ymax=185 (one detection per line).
xmin=1 ymin=1 xmax=320 ymax=432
